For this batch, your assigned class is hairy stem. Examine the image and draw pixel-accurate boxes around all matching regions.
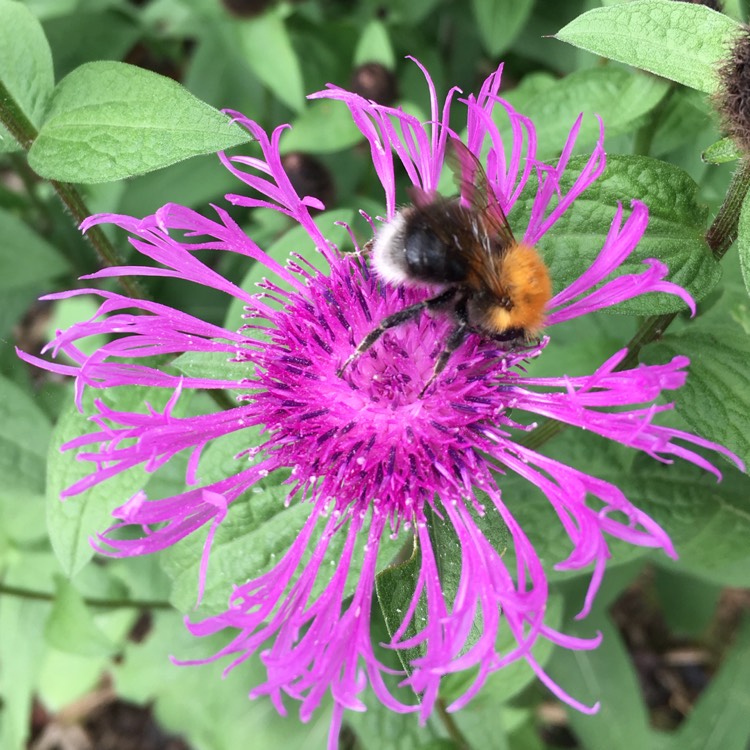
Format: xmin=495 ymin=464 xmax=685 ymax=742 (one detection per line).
xmin=0 ymin=78 xmax=144 ymax=299
xmin=435 ymin=698 xmax=472 ymax=750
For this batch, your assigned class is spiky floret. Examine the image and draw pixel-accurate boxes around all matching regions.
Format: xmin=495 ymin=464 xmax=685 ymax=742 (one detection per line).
xmin=19 ymin=61 xmax=741 ymax=748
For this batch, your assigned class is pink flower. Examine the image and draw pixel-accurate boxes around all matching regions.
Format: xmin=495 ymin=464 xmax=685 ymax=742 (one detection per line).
xmin=20 ymin=61 xmax=741 ymax=747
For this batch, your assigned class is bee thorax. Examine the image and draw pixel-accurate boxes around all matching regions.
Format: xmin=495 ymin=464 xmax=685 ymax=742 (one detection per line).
xmin=372 ymin=208 xmax=470 ymax=288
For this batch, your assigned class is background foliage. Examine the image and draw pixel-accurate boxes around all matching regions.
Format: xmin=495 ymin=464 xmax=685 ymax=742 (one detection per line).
xmin=1 ymin=0 xmax=749 ymax=748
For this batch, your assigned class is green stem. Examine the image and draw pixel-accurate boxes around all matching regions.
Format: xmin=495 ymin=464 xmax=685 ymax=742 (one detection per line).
xmin=0 ymin=78 xmax=144 ymax=300
xmin=0 ymin=78 xmax=36 ymax=150
xmin=705 ymin=156 xmax=750 ymax=261
xmin=522 ymin=155 xmax=750 ymax=452
xmin=0 ymin=582 xmax=172 ymax=610
xmin=435 ymin=698 xmax=472 ymax=750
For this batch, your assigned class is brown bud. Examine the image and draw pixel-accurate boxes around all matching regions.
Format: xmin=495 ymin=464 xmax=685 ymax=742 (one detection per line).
xmin=673 ymin=0 xmax=722 ymax=11
xmin=349 ymin=62 xmax=398 ymax=106
xmin=124 ymin=42 xmax=186 ymax=82
xmin=281 ymin=152 xmax=335 ymax=210
xmin=221 ymin=0 xmax=274 ymax=17
xmin=715 ymin=25 xmax=750 ymax=153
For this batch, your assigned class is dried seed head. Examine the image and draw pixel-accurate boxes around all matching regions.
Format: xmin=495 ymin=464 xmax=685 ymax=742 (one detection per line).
xmin=124 ymin=42 xmax=186 ymax=82
xmin=715 ymin=25 xmax=750 ymax=152
xmin=280 ymin=152 xmax=335 ymax=210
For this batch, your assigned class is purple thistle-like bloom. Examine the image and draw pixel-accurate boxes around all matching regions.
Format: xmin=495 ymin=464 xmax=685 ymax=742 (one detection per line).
xmin=22 ymin=62 xmax=741 ymax=745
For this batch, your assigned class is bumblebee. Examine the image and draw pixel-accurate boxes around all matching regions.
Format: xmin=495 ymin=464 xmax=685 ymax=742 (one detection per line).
xmin=339 ymin=139 xmax=552 ymax=396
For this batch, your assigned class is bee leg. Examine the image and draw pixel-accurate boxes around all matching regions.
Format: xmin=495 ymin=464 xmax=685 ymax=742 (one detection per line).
xmin=337 ymin=287 xmax=458 ymax=377
xmin=418 ymin=297 xmax=470 ymax=398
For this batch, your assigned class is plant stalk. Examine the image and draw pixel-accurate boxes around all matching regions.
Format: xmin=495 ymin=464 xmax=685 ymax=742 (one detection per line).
xmin=0 ymin=78 xmax=143 ymax=299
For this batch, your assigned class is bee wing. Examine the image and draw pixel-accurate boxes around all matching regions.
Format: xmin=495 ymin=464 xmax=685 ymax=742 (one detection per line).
xmin=445 ymin=138 xmax=517 ymax=249
xmin=406 ymin=185 xmax=438 ymax=209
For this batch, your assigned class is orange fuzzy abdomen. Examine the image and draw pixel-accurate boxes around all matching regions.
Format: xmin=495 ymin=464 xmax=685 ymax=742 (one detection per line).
xmin=488 ymin=243 xmax=552 ymax=336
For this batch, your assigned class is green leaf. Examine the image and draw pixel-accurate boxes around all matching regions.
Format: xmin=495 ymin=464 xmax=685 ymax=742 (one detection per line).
xmin=651 ymin=87 xmax=713 ymax=157
xmin=0 ymin=574 xmax=48 ymax=750
xmin=44 ymin=575 xmax=116 ymax=657
xmin=555 ymin=0 xmax=741 ymax=94
xmin=41 ymin=9 xmax=140 ymax=80
xmin=646 ymin=328 xmax=750 ymax=470
xmin=46 ymin=386 xmax=171 ymax=577
xmin=118 ymin=151 xmax=238 ymax=216
xmin=354 ymin=19 xmax=395 ymax=69
xmin=38 ymin=648 xmax=112 ymax=711
xmin=453 ymin=707 xmax=538 ymax=750
xmin=171 ymin=349 xmax=243 ymax=388
xmin=0 ymin=287 xmax=44 ymax=339
xmin=184 ymin=21 xmax=266 ymax=112
xmin=377 ymin=0 xmax=443 ymax=25
xmin=375 ymin=533 xmax=424 ymax=674
xmin=376 ymin=502 xmax=513 ymax=690
xmin=519 ymin=154 xmax=719 ymax=316
xmin=624 ymin=457 xmax=750 ymax=588
xmin=162 ymin=479 xmax=311 ymax=613
xmin=114 ymin=610 xmax=332 ymax=750
xmin=511 ymin=422 xmax=750 ymax=589
xmin=738 ymin=189 xmax=750 ymax=299
xmin=0 ymin=376 xmax=51 ymax=525
xmin=512 ymin=2 xmax=592 ymax=74
xmin=505 ymin=67 xmax=670 ymax=159
xmin=0 ymin=0 xmax=54 ymax=152
xmin=546 ymin=616 xmax=655 ymax=750
xmin=345 ymin=606 xmax=425 ymax=749
xmin=238 ymin=9 xmax=305 ymax=113
xmin=0 ymin=375 xmax=50 ymax=548
xmin=653 ymin=567 xmax=721 ymax=637
xmin=24 ymin=0 xmax=78 ymax=19
xmin=442 ymin=596 xmax=563 ymax=706
xmin=28 ymin=61 xmax=253 ymax=183
xmin=280 ymin=100 xmax=364 ymax=154
xmin=0 ymin=209 xmax=70 ymax=287
xmin=501 ymin=428 xmax=750 ymax=594
xmin=668 ymin=618 xmax=750 ymax=750
xmin=471 ymin=0 xmax=534 ymax=56
xmin=703 ymin=137 xmax=742 ymax=165
xmin=523 ymin=309 xmax=635 ymax=380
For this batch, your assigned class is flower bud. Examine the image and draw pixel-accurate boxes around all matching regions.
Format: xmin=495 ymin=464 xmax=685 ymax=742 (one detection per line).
xmin=349 ymin=62 xmax=398 ymax=106
xmin=674 ymin=0 xmax=722 ymax=10
xmin=715 ymin=24 xmax=750 ymax=152
xmin=221 ymin=0 xmax=273 ymax=17
xmin=280 ymin=152 xmax=335 ymax=209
